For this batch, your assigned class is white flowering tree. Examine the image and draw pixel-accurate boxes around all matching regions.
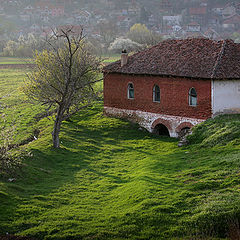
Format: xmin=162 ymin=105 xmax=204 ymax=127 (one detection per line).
xmin=108 ymin=37 xmax=143 ymax=53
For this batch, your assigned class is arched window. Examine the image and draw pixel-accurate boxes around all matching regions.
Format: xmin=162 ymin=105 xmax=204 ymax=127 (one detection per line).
xmin=153 ymin=85 xmax=160 ymax=102
xmin=189 ymin=88 xmax=197 ymax=106
xmin=128 ymin=83 xmax=134 ymax=99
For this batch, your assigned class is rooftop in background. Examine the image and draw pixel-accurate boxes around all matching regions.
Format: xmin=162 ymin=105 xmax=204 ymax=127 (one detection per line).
xmin=189 ymin=7 xmax=207 ymax=15
xmin=103 ymin=38 xmax=240 ymax=80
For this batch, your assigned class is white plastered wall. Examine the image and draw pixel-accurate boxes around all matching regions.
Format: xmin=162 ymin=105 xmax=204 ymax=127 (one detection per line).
xmin=212 ymin=80 xmax=240 ymax=117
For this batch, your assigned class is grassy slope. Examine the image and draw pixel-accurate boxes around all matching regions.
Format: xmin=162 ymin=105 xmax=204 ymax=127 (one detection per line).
xmin=0 ymin=69 xmax=43 ymax=144
xmin=0 ymin=69 xmax=240 ymax=239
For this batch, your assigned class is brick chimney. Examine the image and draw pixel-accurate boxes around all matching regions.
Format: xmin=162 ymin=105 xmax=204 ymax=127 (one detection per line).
xmin=121 ymin=49 xmax=128 ymax=67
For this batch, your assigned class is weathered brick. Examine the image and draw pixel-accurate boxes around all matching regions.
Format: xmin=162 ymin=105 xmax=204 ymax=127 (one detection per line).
xmin=104 ymin=73 xmax=212 ymax=120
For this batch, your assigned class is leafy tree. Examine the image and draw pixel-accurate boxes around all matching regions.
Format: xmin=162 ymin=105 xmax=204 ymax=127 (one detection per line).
xmin=2 ymin=40 xmax=18 ymax=56
xmin=127 ymin=23 xmax=162 ymax=46
xmin=18 ymin=35 xmax=25 ymax=45
xmin=3 ymin=34 xmax=45 ymax=57
xmin=27 ymin=33 xmax=37 ymax=48
xmin=23 ymin=27 xmax=102 ymax=148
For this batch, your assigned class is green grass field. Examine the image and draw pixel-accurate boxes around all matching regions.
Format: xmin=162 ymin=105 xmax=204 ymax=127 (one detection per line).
xmin=0 ymin=55 xmax=116 ymax=65
xmin=0 ymin=57 xmax=33 ymax=65
xmin=0 ymin=68 xmax=240 ymax=239
xmin=102 ymin=54 xmax=120 ymax=64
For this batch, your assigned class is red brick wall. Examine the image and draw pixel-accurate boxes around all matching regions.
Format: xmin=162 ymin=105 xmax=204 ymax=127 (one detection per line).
xmin=104 ymin=73 xmax=212 ymax=120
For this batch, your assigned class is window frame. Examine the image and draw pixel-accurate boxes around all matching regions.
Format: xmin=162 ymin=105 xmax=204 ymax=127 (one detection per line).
xmin=127 ymin=82 xmax=134 ymax=99
xmin=189 ymin=87 xmax=197 ymax=107
xmin=153 ymin=84 xmax=160 ymax=103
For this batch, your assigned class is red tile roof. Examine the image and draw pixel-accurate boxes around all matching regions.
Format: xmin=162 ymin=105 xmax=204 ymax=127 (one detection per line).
xmin=189 ymin=7 xmax=207 ymax=15
xmin=223 ymin=14 xmax=240 ymax=24
xmin=103 ymin=38 xmax=240 ymax=79
xmin=187 ymin=21 xmax=200 ymax=26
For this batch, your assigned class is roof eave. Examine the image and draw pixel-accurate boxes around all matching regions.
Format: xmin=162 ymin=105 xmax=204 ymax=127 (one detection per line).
xmin=103 ymin=71 xmax=240 ymax=80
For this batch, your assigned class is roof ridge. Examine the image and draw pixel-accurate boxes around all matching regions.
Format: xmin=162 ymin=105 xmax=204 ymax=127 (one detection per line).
xmin=211 ymin=40 xmax=226 ymax=79
xmin=104 ymin=38 xmax=240 ymax=79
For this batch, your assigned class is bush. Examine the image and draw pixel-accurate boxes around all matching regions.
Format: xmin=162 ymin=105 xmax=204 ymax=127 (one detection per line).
xmin=0 ymin=146 xmax=22 ymax=178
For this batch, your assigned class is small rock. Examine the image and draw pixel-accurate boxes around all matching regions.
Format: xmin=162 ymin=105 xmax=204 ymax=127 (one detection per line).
xmin=178 ymin=137 xmax=189 ymax=147
xmin=8 ymin=178 xmax=16 ymax=182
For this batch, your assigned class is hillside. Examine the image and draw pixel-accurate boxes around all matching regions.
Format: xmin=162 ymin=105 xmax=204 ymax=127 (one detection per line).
xmin=188 ymin=114 xmax=240 ymax=147
xmin=0 ymin=68 xmax=240 ymax=239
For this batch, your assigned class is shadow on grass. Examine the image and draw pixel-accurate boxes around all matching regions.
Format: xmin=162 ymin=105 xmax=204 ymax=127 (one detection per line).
xmin=0 ymin=103 xmax=186 ymax=237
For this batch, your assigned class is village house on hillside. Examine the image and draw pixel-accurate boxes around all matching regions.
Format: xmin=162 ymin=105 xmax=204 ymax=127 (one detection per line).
xmin=103 ymin=38 xmax=240 ymax=137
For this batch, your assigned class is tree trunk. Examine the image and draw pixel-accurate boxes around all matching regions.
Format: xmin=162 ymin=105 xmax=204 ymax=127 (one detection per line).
xmin=52 ymin=108 xmax=63 ymax=148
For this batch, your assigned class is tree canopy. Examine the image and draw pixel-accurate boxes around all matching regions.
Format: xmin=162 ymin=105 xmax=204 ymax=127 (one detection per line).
xmin=127 ymin=23 xmax=162 ymax=46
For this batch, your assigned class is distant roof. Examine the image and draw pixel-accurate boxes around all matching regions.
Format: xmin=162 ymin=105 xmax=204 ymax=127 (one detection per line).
xmin=103 ymin=38 xmax=240 ymax=79
xmin=189 ymin=7 xmax=207 ymax=15
xmin=204 ymin=27 xmax=220 ymax=36
xmin=187 ymin=21 xmax=200 ymax=26
xmin=223 ymin=14 xmax=240 ymax=24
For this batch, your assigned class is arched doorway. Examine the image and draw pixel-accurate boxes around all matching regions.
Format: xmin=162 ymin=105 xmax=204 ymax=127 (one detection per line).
xmin=178 ymin=127 xmax=190 ymax=138
xmin=153 ymin=124 xmax=170 ymax=137
xmin=176 ymin=122 xmax=194 ymax=138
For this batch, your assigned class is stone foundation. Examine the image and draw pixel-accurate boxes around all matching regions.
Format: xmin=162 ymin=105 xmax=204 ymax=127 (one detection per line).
xmin=104 ymin=107 xmax=205 ymax=138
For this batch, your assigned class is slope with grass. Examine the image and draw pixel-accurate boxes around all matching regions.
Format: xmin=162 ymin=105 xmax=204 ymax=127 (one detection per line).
xmin=0 ymin=69 xmax=43 ymax=145
xmin=0 ymin=68 xmax=240 ymax=239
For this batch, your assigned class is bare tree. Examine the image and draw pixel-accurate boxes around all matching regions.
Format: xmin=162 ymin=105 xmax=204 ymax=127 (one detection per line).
xmin=23 ymin=27 xmax=102 ymax=148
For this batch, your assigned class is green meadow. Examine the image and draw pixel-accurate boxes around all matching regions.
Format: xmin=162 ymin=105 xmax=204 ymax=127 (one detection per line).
xmin=0 ymin=68 xmax=240 ymax=239
xmin=0 ymin=57 xmax=33 ymax=65
xmin=0 ymin=56 xmax=117 ymax=66
xmin=102 ymin=54 xmax=120 ymax=64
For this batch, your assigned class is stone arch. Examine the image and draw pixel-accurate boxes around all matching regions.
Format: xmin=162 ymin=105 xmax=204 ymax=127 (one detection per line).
xmin=176 ymin=122 xmax=194 ymax=138
xmin=151 ymin=118 xmax=172 ymax=137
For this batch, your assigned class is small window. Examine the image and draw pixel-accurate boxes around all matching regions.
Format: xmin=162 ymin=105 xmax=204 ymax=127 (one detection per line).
xmin=189 ymin=88 xmax=197 ymax=106
xmin=153 ymin=85 xmax=160 ymax=102
xmin=128 ymin=83 xmax=134 ymax=99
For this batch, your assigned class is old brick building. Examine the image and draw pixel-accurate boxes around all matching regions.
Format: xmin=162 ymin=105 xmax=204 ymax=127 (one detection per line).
xmin=103 ymin=38 xmax=240 ymax=137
